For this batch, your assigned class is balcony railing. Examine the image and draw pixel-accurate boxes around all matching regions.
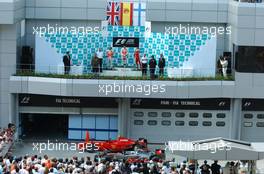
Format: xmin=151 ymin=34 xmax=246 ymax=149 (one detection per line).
xmin=13 ymin=64 xmax=234 ymax=81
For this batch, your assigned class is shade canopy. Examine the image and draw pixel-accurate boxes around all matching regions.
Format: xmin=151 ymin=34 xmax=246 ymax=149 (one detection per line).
xmin=166 ymin=137 xmax=264 ymax=160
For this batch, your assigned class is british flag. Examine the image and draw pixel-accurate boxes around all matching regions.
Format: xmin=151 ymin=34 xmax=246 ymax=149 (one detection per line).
xmin=106 ymin=2 xmax=120 ymax=26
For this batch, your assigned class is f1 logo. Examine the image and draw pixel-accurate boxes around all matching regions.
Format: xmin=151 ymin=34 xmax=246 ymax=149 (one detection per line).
xmin=218 ymin=102 xmax=226 ymax=106
xmin=21 ymin=97 xmax=30 ymax=104
xmin=132 ymin=99 xmax=142 ymax=106
xmin=244 ymin=102 xmax=251 ymax=107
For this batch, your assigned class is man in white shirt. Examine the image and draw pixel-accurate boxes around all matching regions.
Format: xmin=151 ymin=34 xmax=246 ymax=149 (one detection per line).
xmin=220 ymin=56 xmax=228 ymax=77
xmin=96 ymin=48 xmax=104 ymax=73
xmin=141 ymin=54 xmax=148 ymax=76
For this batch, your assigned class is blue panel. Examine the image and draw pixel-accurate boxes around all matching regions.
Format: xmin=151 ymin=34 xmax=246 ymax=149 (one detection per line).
xmin=68 ymin=130 xmax=82 ymax=140
xmin=82 ymin=115 xmax=95 ymax=129
xmin=96 ymin=116 xmax=109 ymax=129
xmin=96 ymin=131 xmax=109 ymax=140
xmin=68 ymin=115 xmax=82 ymax=128
xmin=109 ymin=116 xmax=118 ymax=129
xmin=109 ymin=132 xmax=118 ymax=140
xmin=82 ymin=130 xmax=95 ymax=140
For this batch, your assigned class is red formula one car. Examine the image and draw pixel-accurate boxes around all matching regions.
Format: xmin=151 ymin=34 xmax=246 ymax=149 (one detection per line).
xmin=78 ymin=131 xmax=148 ymax=153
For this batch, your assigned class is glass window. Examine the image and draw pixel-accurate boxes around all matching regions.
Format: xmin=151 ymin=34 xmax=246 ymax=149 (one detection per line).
xmin=148 ymin=120 xmax=157 ymax=126
xmin=203 ymin=113 xmax=212 ymax=118
xmin=134 ymin=112 xmax=144 ymax=117
xmin=162 ymin=112 xmax=171 ymax=117
xmin=256 ymin=122 xmax=264 ymax=127
xmin=216 ymin=122 xmax=225 ymax=127
xmin=257 ymin=114 xmax=264 ymax=119
xmin=216 ymin=113 xmax=226 ymax=118
xmin=175 ymin=112 xmax=185 ymax=118
xmin=134 ymin=120 xmax=143 ymax=125
xmin=189 ymin=121 xmax=198 ymax=126
xmin=203 ymin=121 xmax=212 ymax=126
xmin=244 ymin=122 xmax=253 ymax=127
xmin=175 ymin=121 xmax=185 ymax=126
xmin=244 ymin=114 xmax=253 ymax=119
xmin=161 ymin=120 xmax=171 ymax=126
xmin=189 ymin=113 xmax=199 ymax=118
xmin=234 ymin=45 xmax=264 ymax=73
xmin=148 ymin=112 xmax=158 ymax=117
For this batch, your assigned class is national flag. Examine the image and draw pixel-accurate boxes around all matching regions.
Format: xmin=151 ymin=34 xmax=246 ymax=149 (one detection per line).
xmin=120 ymin=2 xmax=133 ymax=26
xmin=106 ymin=1 xmax=120 ymax=25
xmin=133 ymin=3 xmax=146 ymax=26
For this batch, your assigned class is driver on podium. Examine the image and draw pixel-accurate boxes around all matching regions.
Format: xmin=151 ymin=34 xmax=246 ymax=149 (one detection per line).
xmin=121 ymin=46 xmax=128 ymax=67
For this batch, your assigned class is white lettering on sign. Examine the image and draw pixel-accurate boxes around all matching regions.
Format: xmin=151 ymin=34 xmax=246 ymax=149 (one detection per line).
xmin=55 ymin=98 xmax=81 ymax=104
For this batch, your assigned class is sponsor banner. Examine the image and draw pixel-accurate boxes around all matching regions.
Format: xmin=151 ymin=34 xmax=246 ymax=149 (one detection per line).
xmin=113 ymin=37 xmax=139 ymax=47
xmin=131 ymin=98 xmax=230 ymax=110
xmin=19 ymin=94 xmax=118 ymax=108
xmin=242 ymin=99 xmax=264 ymax=111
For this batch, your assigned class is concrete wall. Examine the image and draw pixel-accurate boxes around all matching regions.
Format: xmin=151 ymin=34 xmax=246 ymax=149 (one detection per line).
xmin=24 ymin=0 xmax=229 ymax=23
xmin=0 ymin=24 xmax=20 ymax=127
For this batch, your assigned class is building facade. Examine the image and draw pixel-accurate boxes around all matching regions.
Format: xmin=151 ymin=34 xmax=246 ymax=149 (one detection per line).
xmin=1 ymin=0 xmax=264 ymax=143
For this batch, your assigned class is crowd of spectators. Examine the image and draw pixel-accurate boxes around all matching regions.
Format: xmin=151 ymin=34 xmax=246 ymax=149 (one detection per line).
xmin=235 ymin=0 xmax=262 ymax=3
xmin=0 ymin=154 xmax=250 ymax=174
xmin=0 ymin=124 xmax=15 ymax=156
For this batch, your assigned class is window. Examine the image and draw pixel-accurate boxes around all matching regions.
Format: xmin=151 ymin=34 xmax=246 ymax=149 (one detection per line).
xmin=203 ymin=121 xmax=212 ymax=126
xmin=134 ymin=112 xmax=144 ymax=117
xmin=189 ymin=113 xmax=199 ymax=118
xmin=175 ymin=121 xmax=185 ymax=126
xmin=257 ymin=114 xmax=264 ymax=119
xmin=175 ymin=112 xmax=185 ymax=118
xmin=148 ymin=120 xmax=157 ymax=126
xmin=216 ymin=122 xmax=225 ymax=127
xmin=244 ymin=114 xmax=253 ymax=119
xmin=148 ymin=112 xmax=158 ymax=117
xmin=203 ymin=113 xmax=212 ymax=118
xmin=134 ymin=120 xmax=143 ymax=125
xmin=189 ymin=121 xmax=198 ymax=126
xmin=256 ymin=122 xmax=264 ymax=127
xmin=162 ymin=112 xmax=171 ymax=117
xmin=244 ymin=122 xmax=253 ymax=127
xmin=234 ymin=45 xmax=264 ymax=73
xmin=216 ymin=113 xmax=226 ymax=118
xmin=162 ymin=120 xmax=171 ymax=126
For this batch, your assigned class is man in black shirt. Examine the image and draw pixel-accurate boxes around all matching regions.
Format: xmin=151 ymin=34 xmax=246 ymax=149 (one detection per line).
xmin=211 ymin=160 xmax=221 ymax=174
xmin=200 ymin=160 xmax=211 ymax=174
xmin=63 ymin=51 xmax=71 ymax=74
xmin=149 ymin=55 xmax=157 ymax=80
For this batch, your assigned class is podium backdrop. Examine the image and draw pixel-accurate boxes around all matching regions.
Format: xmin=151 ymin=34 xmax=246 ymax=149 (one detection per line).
xmin=35 ymin=25 xmax=216 ymax=77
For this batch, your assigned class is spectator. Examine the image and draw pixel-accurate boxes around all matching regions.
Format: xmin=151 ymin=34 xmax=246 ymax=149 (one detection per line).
xmin=200 ymin=160 xmax=211 ymax=174
xmin=211 ymin=160 xmax=221 ymax=174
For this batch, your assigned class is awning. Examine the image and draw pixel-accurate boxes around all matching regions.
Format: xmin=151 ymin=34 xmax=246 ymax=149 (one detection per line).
xmin=166 ymin=137 xmax=264 ymax=160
